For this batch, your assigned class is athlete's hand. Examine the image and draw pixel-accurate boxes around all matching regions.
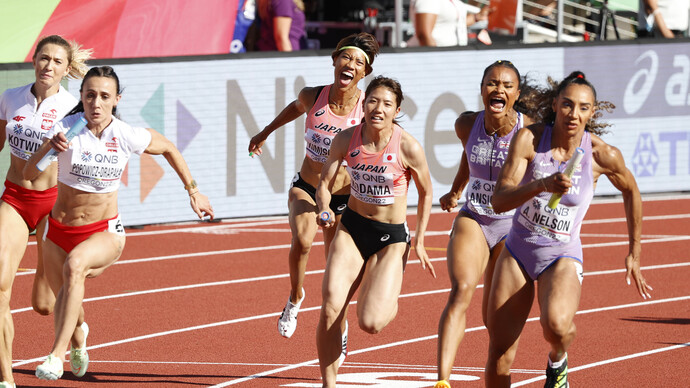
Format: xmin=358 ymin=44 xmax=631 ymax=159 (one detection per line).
xmin=49 ymin=132 xmax=71 ymax=153
xmin=190 ymin=191 xmax=214 ymax=220
xmin=625 ymin=252 xmax=652 ymax=299
xmin=439 ymin=192 xmax=459 ymax=212
xmin=248 ymin=132 xmax=268 ymax=157
xmin=414 ymin=239 xmax=436 ymax=278
xmin=543 ymin=172 xmax=571 ymax=195
xmin=316 ymin=209 xmax=335 ymax=228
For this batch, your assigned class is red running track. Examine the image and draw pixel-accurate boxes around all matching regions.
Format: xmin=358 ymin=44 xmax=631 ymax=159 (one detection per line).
xmin=9 ymin=195 xmax=690 ymax=387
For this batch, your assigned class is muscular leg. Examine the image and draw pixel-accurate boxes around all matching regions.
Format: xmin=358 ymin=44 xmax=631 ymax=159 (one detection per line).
xmin=322 ymin=215 xmax=349 ymax=334
xmin=537 ymin=258 xmax=581 ymax=363
xmin=45 ymin=232 xmax=125 ymax=360
xmin=32 ymin=216 xmax=55 ymax=315
xmin=356 ymin=242 xmax=407 ymax=334
xmin=287 ymin=187 xmax=319 ymax=304
xmin=316 ymin=225 xmax=364 ymax=387
xmin=0 ymin=204 xmax=30 ymax=384
xmin=437 ymin=215 xmax=491 ymax=381
xmin=485 ymin=249 xmax=534 ymax=388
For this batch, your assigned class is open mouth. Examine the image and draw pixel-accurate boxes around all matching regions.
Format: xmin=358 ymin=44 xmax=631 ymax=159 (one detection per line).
xmin=338 ymin=71 xmax=354 ymax=87
xmin=489 ymin=97 xmax=506 ymax=112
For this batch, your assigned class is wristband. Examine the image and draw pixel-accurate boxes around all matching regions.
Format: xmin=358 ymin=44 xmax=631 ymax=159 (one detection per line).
xmin=184 ymin=180 xmax=198 ymax=191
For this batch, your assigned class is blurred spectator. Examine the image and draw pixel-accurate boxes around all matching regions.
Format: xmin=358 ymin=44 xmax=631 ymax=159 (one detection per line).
xmin=637 ymin=0 xmax=689 ymax=38
xmin=525 ymin=0 xmax=557 ymax=27
xmin=256 ymin=0 xmax=308 ymax=51
xmin=407 ymin=0 xmax=488 ymax=46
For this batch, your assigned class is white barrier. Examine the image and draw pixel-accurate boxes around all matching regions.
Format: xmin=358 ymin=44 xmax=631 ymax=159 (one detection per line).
xmin=2 ymin=41 xmax=687 ymax=225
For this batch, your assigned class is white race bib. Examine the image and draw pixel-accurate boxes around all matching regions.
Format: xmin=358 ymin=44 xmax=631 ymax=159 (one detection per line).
xmin=517 ymin=197 xmax=578 ymax=243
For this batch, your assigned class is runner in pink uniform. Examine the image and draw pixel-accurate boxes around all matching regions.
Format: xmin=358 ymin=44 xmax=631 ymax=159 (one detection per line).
xmin=315 ymin=76 xmax=436 ymax=387
xmin=248 ymin=33 xmax=379 ymax=342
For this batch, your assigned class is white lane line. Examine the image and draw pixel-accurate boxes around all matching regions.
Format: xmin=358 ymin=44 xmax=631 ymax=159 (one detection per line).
xmin=16 ymin=231 xmax=690 ymax=279
xmin=511 ymin=342 xmax=690 ymax=387
xmin=12 ymin=258 xmax=690 ymax=315
xmin=208 ymin=295 xmax=690 ymax=386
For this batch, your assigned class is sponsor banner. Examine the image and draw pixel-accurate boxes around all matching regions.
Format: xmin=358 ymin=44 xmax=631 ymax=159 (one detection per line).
xmin=1 ymin=42 xmax=685 ymax=226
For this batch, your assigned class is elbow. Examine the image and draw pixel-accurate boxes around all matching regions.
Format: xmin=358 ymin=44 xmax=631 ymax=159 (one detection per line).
xmin=491 ymin=195 xmax=508 ymax=214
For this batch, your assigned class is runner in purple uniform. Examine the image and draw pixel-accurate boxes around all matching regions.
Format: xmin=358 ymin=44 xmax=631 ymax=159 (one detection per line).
xmin=485 ymin=71 xmax=652 ymax=388
xmin=434 ymin=60 xmax=538 ymax=388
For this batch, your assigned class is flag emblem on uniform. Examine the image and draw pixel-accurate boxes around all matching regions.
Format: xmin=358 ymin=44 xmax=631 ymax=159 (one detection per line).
xmin=348 ymin=118 xmax=358 ymax=126
xmin=383 ymin=153 xmax=396 ymax=163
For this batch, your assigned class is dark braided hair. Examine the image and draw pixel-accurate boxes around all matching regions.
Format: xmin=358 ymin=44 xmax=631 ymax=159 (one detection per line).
xmin=526 ymin=71 xmax=614 ymax=136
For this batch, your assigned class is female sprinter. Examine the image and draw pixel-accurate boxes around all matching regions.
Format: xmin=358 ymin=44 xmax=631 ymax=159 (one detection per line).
xmin=25 ymin=66 xmax=214 ymax=381
xmin=434 ymin=60 xmax=536 ymax=388
xmin=0 ymin=35 xmax=90 ymax=388
xmin=248 ymin=33 xmax=379 ymax=340
xmin=485 ymin=71 xmax=652 ymax=388
xmin=315 ymin=76 xmax=436 ymax=387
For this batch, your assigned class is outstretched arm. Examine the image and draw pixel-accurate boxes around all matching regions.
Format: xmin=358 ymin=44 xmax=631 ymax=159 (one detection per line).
xmin=145 ymin=129 xmax=214 ymax=220
xmin=402 ymin=132 xmax=436 ymax=278
xmin=248 ymin=87 xmax=316 ymax=156
xmin=593 ymin=138 xmax=651 ymax=299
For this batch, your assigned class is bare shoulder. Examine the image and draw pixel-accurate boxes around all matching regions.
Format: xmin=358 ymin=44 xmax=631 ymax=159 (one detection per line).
xmin=298 ymin=85 xmax=325 ymax=109
xmin=591 ymin=133 xmax=624 ymax=172
xmin=455 ymin=111 xmax=479 ymax=141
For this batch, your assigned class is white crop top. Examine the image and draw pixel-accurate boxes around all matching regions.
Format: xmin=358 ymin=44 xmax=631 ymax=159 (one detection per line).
xmin=46 ymin=113 xmax=152 ymax=193
xmin=0 ymin=84 xmax=77 ymax=160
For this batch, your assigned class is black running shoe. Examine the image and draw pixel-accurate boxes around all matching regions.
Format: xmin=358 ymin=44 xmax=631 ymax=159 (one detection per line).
xmin=544 ymin=356 xmax=568 ymax=388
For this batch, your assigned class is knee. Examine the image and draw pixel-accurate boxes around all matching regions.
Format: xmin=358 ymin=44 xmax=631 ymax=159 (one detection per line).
xmin=63 ymin=255 xmax=88 ymax=284
xmin=358 ymin=307 xmax=395 ymax=334
xmin=541 ymin=313 xmax=575 ymax=341
xmin=32 ymin=299 xmax=54 ymax=315
xmin=447 ymin=281 xmax=475 ymax=311
xmin=292 ymin=235 xmax=313 ymax=255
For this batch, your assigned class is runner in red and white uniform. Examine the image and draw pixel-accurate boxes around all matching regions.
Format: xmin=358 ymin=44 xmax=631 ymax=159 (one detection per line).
xmin=315 ymin=76 xmax=436 ymax=387
xmin=248 ymin=33 xmax=380 ymax=342
xmin=0 ymin=35 xmax=91 ymax=388
xmin=25 ymin=66 xmax=213 ymax=382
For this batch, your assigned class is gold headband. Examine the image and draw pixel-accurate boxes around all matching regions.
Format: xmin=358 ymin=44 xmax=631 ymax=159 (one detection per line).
xmin=339 ymin=46 xmax=370 ymax=64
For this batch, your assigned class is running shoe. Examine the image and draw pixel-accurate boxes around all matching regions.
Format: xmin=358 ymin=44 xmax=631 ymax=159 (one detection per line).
xmin=544 ymin=355 xmax=568 ymax=388
xmin=338 ymin=321 xmax=348 ymax=367
xmin=35 ymin=354 xmax=63 ymax=380
xmin=277 ymin=288 xmax=304 ymax=338
xmin=434 ymin=380 xmax=451 ymax=388
xmin=0 ymin=382 xmax=16 ymax=388
xmin=70 ymin=322 xmax=90 ymax=377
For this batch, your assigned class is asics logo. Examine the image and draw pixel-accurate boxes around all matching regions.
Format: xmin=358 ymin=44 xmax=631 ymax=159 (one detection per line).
xmin=337 ymin=204 xmax=347 ymax=211
xmin=350 ymin=149 xmax=360 ymax=157
xmin=380 ymin=234 xmax=390 ymax=242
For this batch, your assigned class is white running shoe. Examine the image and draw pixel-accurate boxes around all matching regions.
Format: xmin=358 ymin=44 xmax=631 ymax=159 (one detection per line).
xmin=338 ymin=320 xmax=348 ymax=368
xmin=277 ymin=288 xmax=305 ymax=338
xmin=35 ymin=354 xmax=64 ymax=380
xmin=70 ymin=322 xmax=89 ymax=377
xmin=0 ymin=381 xmax=16 ymax=388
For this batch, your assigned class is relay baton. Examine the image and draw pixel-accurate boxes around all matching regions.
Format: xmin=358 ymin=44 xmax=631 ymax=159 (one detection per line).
xmin=36 ymin=117 xmax=88 ymax=172
xmin=319 ymin=211 xmax=331 ymax=223
xmin=547 ymin=147 xmax=585 ymax=209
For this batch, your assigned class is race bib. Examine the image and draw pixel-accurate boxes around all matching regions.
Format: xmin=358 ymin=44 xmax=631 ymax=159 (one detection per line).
xmin=466 ymin=177 xmax=515 ymax=217
xmin=348 ymin=167 xmax=395 ymax=205
xmin=516 ymin=197 xmax=578 ymax=243
xmin=305 ymin=128 xmax=335 ymax=163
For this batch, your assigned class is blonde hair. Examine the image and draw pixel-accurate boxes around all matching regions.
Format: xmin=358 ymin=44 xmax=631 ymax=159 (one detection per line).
xmin=33 ymin=35 xmax=93 ymax=80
